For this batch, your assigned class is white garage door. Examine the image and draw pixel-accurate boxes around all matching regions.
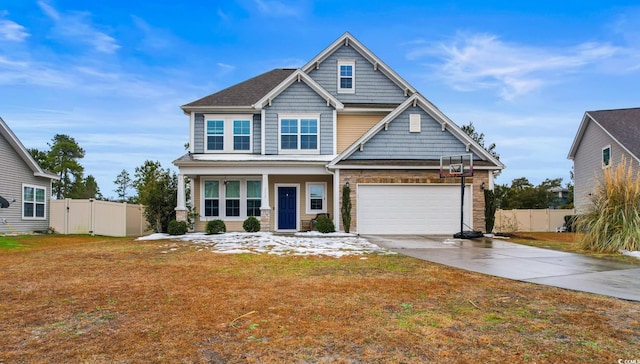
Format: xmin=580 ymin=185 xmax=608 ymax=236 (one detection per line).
xmin=357 ymin=184 xmax=472 ymax=234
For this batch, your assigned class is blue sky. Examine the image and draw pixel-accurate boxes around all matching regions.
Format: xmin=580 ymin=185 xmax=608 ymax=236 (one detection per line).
xmin=1 ymin=1 xmax=639 ymax=199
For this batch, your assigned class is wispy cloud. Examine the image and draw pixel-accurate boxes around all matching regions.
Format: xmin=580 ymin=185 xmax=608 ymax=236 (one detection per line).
xmin=252 ymin=0 xmax=303 ymax=17
xmin=37 ymin=0 xmax=120 ymax=54
xmin=0 ymin=19 xmax=29 ymax=42
xmin=409 ymin=32 xmax=620 ymax=100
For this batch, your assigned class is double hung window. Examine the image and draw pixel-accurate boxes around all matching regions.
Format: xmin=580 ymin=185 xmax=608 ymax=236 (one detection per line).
xmin=203 ymin=180 xmax=220 ymax=217
xmin=23 ymin=185 xmax=46 ymax=219
xmin=206 ymin=120 xmax=224 ymax=151
xmin=602 ymin=145 xmax=611 ymax=168
xmin=204 ymin=115 xmax=252 ymax=152
xmin=306 ymin=182 xmax=326 ymax=214
xmin=202 ymin=178 xmax=261 ymax=219
xmin=338 ymin=60 xmax=355 ymax=93
xmin=225 ymin=181 xmax=240 ymax=217
xmin=279 ymin=115 xmax=319 ymax=153
xmin=246 ymin=180 xmax=261 ymax=217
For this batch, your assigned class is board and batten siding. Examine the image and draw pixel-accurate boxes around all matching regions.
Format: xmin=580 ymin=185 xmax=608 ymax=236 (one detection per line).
xmin=573 ymin=120 xmax=639 ymax=213
xmin=308 ymin=46 xmax=407 ymax=105
xmin=346 ymin=106 xmax=478 ymax=160
xmin=264 ymin=81 xmax=335 ymax=155
xmin=0 ymin=132 xmax=52 ymax=233
xmin=336 ymin=113 xmax=387 ymax=153
xmin=192 ymin=113 xmax=261 ymax=154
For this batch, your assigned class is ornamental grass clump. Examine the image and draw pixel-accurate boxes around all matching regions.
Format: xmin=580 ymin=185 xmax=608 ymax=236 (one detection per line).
xmin=577 ymin=157 xmax=640 ymax=252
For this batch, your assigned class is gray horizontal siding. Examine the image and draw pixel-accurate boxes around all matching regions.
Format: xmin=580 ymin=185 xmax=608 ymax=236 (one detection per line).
xmin=194 ymin=113 xmax=204 ymax=153
xmin=264 ymin=81 xmax=334 ymax=155
xmin=573 ymin=121 xmax=639 ymax=213
xmin=0 ymin=133 xmax=52 ymax=233
xmin=346 ymin=106 xmax=478 ymax=160
xmin=308 ymin=46 xmax=407 ymax=104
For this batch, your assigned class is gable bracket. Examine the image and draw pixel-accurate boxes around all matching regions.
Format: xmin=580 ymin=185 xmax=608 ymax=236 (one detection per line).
xmin=359 ymin=143 xmax=364 ymax=151
xmin=315 ymin=61 xmax=320 ymax=70
xmin=297 ymin=74 xmax=301 ymax=82
xmin=412 ymin=99 xmax=417 ymax=107
xmin=373 ymin=62 xmax=378 ymax=71
xmin=441 ymin=123 xmax=446 ymax=132
xmin=268 ymin=98 xmax=272 ymax=107
xmin=345 ymin=38 xmax=349 ymax=46
xmin=326 ymin=99 xmax=330 ymax=107
xmin=384 ymin=122 xmax=389 ymax=131
xmin=466 ymin=143 xmax=471 ymax=152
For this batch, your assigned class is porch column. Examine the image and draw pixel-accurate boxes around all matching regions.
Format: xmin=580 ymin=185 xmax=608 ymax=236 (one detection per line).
xmin=260 ymin=173 xmax=271 ymax=231
xmin=333 ymin=169 xmax=340 ymax=231
xmin=175 ymin=173 xmax=187 ymax=222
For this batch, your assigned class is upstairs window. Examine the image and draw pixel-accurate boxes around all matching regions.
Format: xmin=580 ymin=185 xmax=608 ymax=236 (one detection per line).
xmin=279 ymin=115 xmax=320 ymax=154
xmin=204 ymin=115 xmax=252 ymax=153
xmin=233 ymin=120 xmax=251 ymax=150
xmin=338 ymin=60 xmax=355 ymax=94
xmin=206 ymin=120 xmax=224 ymax=151
xmin=602 ymin=145 xmax=611 ymax=168
xmin=23 ymin=185 xmax=46 ymax=219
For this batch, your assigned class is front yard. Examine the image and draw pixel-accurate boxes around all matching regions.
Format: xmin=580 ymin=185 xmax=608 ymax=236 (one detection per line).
xmin=0 ymin=234 xmax=638 ymax=363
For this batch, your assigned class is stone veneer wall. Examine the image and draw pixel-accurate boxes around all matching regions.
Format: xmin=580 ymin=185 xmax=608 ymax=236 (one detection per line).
xmin=338 ymin=169 xmax=490 ymax=233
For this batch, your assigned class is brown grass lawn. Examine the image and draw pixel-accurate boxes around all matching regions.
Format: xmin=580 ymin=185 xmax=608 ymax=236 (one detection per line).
xmin=0 ymin=234 xmax=638 ymax=363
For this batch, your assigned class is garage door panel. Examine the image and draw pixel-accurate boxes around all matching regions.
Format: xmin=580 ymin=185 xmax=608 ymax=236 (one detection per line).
xmin=357 ymin=184 xmax=472 ymax=234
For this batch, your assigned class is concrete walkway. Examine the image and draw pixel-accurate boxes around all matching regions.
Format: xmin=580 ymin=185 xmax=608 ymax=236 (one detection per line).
xmin=365 ymin=235 xmax=640 ymax=302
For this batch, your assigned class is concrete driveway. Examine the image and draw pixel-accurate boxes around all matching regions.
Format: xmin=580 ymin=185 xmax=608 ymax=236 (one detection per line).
xmin=365 ymin=235 xmax=640 ymax=302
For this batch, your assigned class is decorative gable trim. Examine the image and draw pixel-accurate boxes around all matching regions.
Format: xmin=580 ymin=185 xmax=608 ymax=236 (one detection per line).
xmin=0 ymin=117 xmax=59 ymax=180
xmin=253 ymin=70 xmax=344 ymax=111
xmin=302 ymin=32 xmax=417 ymax=96
xmin=328 ymin=93 xmax=505 ymax=169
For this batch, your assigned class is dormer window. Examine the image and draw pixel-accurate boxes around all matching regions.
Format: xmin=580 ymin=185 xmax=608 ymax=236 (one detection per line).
xmin=338 ymin=59 xmax=355 ymax=94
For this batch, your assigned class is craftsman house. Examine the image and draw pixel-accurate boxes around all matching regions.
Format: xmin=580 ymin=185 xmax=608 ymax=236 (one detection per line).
xmin=568 ymin=108 xmax=640 ymax=212
xmin=174 ymin=32 xmax=504 ymax=234
xmin=0 ymin=117 xmax=59 ymax=233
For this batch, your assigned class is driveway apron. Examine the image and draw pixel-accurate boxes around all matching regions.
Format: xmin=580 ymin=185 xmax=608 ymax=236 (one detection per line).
xmin=366 ymin=235 xmax=640 ymax=302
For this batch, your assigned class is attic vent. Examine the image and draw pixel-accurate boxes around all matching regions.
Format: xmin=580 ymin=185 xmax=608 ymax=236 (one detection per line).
xmin=409 ymin=114 xmax=421 ymax=133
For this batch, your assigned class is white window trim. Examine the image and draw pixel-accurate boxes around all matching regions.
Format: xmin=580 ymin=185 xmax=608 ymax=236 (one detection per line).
xmin=602 ymin=145 xmax=611 ymax=169
xmin=204 ymin=114 xmax=253 ymax=153
xmin=200 ymin=177 xmax=261 ymax=221
xmin=22 ymin=184 xmax=46 ymax=220
xmin=278 ymin=113 xmax=321 ymax=155
xmin=337 ymin=59 xmax=356 ymax=94
xmin=306 ymin=182 xmax=327 ymax=214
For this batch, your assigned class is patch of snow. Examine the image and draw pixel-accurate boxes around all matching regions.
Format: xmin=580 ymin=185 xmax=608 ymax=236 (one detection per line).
xmin=621 ymin=250 xmax=640 ymax=260
xmin=136 ymin=232 xmax=393 ymax=257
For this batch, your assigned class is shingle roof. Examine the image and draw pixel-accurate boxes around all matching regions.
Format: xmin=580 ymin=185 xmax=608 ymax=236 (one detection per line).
xmin=588 ymin=108 xmax=640 ymax=159
xmin=181 ymin=69 xmax=296 ymax=108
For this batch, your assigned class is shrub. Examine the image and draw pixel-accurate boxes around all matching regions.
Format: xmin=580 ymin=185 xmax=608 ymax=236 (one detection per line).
xmin=563 ymin=215 xmax=578 ymax=232
xmin=315 ymin=216 xmax=335 ymax=234
xmin=484 ymin=189 xmax=496 ymax=233
xmin=167 ymin=220 xmax=188 ymax=235
xmin=577 ymin=157 xmax=640 ymax=252
xmin=205 ymin=219 xmax=226 ymax=234
xmin=243 ymin=216 xmax=261 ymax=232
xmin=341 ymin=184 xmax=352 ymax=233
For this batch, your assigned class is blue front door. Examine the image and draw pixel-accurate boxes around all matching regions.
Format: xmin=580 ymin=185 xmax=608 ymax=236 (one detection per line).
xmin=278 ymin=186 xmax=297 ymax=230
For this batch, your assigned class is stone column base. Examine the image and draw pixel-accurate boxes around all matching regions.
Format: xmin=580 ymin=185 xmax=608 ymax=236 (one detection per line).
xmin=175 ymin=209 xmax=187 ymax=222
xmin=260 ymin=208 xmax=271 ymax=232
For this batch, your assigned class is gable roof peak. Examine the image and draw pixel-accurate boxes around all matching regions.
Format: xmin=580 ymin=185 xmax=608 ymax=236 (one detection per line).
xmin=302 ymin=32 xmax=417 ymax=96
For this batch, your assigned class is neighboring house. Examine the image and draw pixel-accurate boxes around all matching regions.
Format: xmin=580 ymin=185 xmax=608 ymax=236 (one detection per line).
xmin=174 ymin=32 xmax=504 ymax=234
xmin=0 ymin=117 xmax=59 ymax=233
xmin=568 ymin=108 xmax=640 ymax=212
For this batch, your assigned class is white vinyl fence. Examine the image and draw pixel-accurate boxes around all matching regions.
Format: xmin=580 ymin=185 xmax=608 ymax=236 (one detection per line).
xmin=50 ymin=199 xmax=152 ymax=237
xmin=495 ymin=209 xmax=575 ymax=233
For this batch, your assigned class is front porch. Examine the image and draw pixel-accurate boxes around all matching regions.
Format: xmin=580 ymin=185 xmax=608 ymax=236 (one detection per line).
xmin=175 ymin=165 xmax=338 ymax=232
